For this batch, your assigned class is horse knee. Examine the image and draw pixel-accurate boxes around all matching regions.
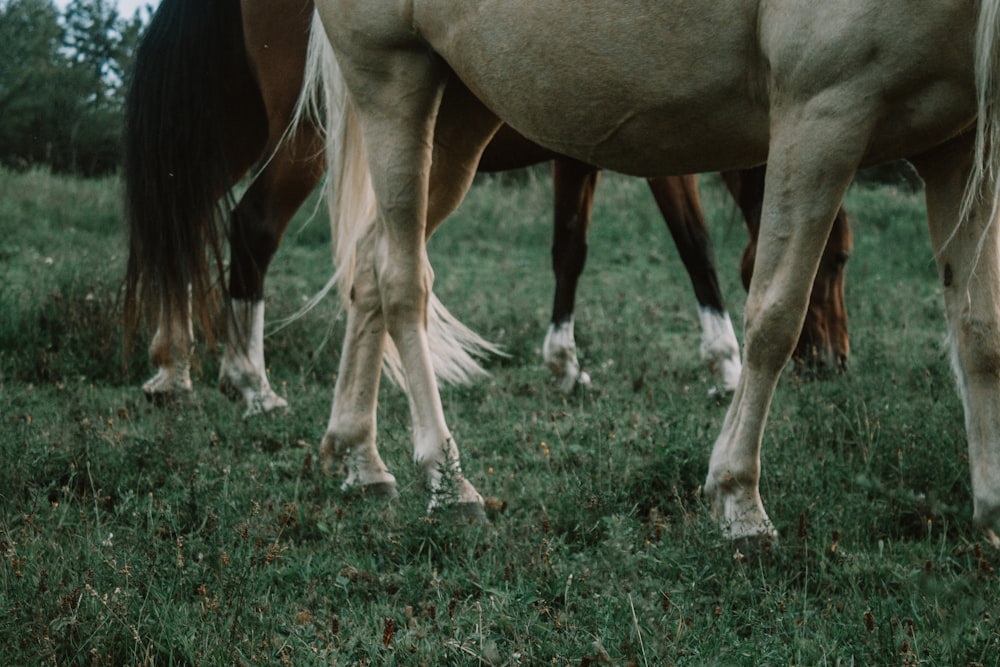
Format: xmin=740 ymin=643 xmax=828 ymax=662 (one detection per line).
xmin=744 ymin=303 xmax=801 ymax=372
xmin=321 ymin=417 xmax=373 ymax=460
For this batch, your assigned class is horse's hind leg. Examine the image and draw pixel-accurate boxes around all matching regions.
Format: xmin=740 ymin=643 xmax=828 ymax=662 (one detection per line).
xmin=544 ymin=158 xmax=598 ymax=391
xmin=218 ymin=1 xmax=324 ymax=416
xmin=220 ymin=134 xmax=324 ymax=416
xmin=317 ymin=9 xmax=499 ymax=512
xmin=912 ymin=135 xmax=1000 ymax=545
xmin=144 ymin=300 xmax=195 ymax=401
xmin=647 ymin=175 xmax=741 ymax=393
xmin=321 ymin=227 xmax=398 ymax=496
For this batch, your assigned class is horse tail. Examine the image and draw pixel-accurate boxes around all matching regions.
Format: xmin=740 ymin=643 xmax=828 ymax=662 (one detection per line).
xmin=304 ymin=15 xmax=501 ymax=386
xmin=963 ymin=0 xmax=1000 ymax=228
xmin=123 ymin=0 xmax=246 ymax=348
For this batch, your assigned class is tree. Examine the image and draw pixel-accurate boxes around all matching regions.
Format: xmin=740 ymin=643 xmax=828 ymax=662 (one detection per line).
xmin=0 ymin=0 xmax=146 ymax=174
xmin=0 ymin=0 xmax=69 ymax=167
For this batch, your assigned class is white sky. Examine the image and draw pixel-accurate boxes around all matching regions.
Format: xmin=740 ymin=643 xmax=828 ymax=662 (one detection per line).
xmin=53 ymin=0 xmax=161 ymax=21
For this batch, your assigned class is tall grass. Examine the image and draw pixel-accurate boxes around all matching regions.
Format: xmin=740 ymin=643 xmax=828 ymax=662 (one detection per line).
xmin=0 ymin=166 xmax=997 ymax=665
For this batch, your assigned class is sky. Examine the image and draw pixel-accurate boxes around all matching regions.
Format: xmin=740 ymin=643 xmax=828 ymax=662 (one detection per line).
xmin=53 ymin=0 xmax=161 ymax=20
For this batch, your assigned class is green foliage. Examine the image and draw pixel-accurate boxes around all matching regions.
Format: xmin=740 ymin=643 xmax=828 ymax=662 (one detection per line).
xmin=1 ymin=168 xmax=999 ymax=664
xmin=0 ymin=0 xmax=145 ymax=175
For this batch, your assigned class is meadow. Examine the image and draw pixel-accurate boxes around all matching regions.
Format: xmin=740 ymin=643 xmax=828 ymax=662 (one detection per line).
xmin=0 ymin=165 xmax=998 ymax=665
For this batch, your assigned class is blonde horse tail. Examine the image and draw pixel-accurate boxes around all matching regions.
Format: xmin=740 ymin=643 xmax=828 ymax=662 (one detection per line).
xmin=963 ymin=0 xmax=1000 ymax=231
xmin=303 ymin=14 xmax=501 ymax=387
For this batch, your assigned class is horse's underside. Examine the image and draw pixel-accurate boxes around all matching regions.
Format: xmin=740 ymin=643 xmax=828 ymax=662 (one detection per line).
xmin=314 ymin=0 xmax=1000 ymax=541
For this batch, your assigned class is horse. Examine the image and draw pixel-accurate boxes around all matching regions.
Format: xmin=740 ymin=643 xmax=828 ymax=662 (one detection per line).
xmin=479 ymin=129 xmax=854 ymax=390
xmin=306 ymin=0 xmax=1000 ymax=544
xmin=122 ymin=0 xmax=851 ymax=417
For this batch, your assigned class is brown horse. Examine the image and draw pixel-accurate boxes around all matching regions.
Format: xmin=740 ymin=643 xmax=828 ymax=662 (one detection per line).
xmin=308 ymin=0 xmax=1000 ymax=544
xmin=124 ymin=1 xmax=852 ymax=413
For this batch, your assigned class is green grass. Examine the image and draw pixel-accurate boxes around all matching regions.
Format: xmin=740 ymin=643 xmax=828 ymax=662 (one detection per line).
xmin=1 ymin=166 xmax=998 ymax=665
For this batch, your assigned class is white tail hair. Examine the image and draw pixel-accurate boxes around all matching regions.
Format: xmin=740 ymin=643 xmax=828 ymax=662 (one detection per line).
xmin=296 ymin=12 xmax=502 ymax=387
xmin=958 ymin=0 xmax=1000 ymax=254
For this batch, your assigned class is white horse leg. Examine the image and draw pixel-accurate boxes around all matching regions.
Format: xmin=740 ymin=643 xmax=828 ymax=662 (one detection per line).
xmin=326 ymin=40 xmax=484 ymax=514
xmin=698 ymin=306 xmax=742 ymax=394
xmin=218 ymin=299 xmax=288 ymax=417
xmin=914 ymin=136 xmax=1000 ymax=546
xmin=144 ymin=301 xmax=193 ymax=399
xmin=543 ymin=317 xmax=591 ymax=392
xmin=321 ymin=233 xmax=398 ymax=496
xmin=703 ymin=109 xmax=866 ymax=544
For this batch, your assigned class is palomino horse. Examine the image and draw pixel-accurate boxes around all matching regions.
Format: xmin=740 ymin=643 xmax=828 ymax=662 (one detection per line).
xmin=123 ymin=0 xmax=851 ymax=416
xmin=310 ymin=0 xmax=1000 ymax=543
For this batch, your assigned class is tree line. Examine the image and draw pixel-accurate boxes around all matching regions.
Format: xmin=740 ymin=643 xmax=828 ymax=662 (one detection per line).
xmin=0 ymin=0 xmax=146 ymax=176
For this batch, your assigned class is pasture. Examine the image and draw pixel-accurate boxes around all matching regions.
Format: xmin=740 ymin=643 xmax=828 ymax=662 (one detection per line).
xmin=0 ymin=166 xmax=998 ymax=665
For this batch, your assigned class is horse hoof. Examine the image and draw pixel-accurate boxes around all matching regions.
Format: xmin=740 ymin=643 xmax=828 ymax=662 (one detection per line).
xmin=338 ymin=476 xmax=399 ymax=500
xmin=731 ymin=533 xmax=778 ymax=563
xmin=242 ymin=393 xmax=289 ymax=419
xmin=218 ymin=375 xmax=242 ymax=403
xmin=142 ymin=387 xmax=191 ymax=408
xmin=549 ymin=364 xmax=590 ymax=393
xmin=984 ymin=528 xmax=1000 ymax=549
xmin=433 ymin=501 xmax=489 ymax=525
xmin=362 ymin=481 xmax=399 ymax=499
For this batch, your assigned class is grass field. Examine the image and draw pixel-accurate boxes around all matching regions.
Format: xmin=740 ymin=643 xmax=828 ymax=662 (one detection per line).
xmin=1 ymin=166 xmax=998 ymax=665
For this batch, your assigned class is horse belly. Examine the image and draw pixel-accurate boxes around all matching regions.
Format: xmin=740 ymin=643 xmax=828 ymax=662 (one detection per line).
xmin=417 ymin=0 xmax=770 ymax=175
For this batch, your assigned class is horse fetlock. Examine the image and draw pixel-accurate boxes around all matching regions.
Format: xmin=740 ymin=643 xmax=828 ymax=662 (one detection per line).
xmin=218 ymin=364 xmax=288 ymax=417
xmin=320 ymin=426 xmax=396 ymax=494
xmin=319 ymin=425 xmax=368 ymax=465
xmin=704 ymin=351 xmax=742 ymax=395
xmin=543 ymin=320 xmax=589 ymax=391
xmin=698 ymin=308 xmax=741 ymax=393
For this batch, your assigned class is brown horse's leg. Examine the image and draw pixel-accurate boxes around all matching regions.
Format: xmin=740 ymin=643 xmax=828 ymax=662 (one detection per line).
xmin=912 ymin=135 xmax=1000 ymax=546
xmin=139 ymin=1 xmax=266 ymax=402
xmin=218 ymin=0 xmax=325 ymax=416
xmin=725 ymin=166 xmax=852 ymax=372
xmin=221 ymin=139 xmax=324 ymax=415
xmin=647 ymin=175 xmax=741 ymax=393
xmin=542 ymin=158 xmax=598 ymax=391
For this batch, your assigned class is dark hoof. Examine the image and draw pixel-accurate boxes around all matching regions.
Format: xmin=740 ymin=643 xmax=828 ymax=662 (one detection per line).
xmin=341 ymin=481 xmax=399 ymax=500
xmin=362 ymin=482 xmax=399 ymax=500
xmin=218 ymin=377 xmax=242 ymax=404
xmin=433 ymin=502 xmax=489 ymax=525
xmin=143 ymin=389 xmax=187 ymax=408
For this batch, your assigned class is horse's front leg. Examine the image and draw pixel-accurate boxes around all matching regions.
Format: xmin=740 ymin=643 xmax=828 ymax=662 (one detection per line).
xmin=913 ymin=135 xmax=1000 ymax=546
xmin=704 ymin=108 xmax=866 ymax=545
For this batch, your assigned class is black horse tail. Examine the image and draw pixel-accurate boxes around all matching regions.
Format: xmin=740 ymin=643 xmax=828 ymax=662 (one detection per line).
xmin=123 ymin=0 xmax=250 ymax=350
